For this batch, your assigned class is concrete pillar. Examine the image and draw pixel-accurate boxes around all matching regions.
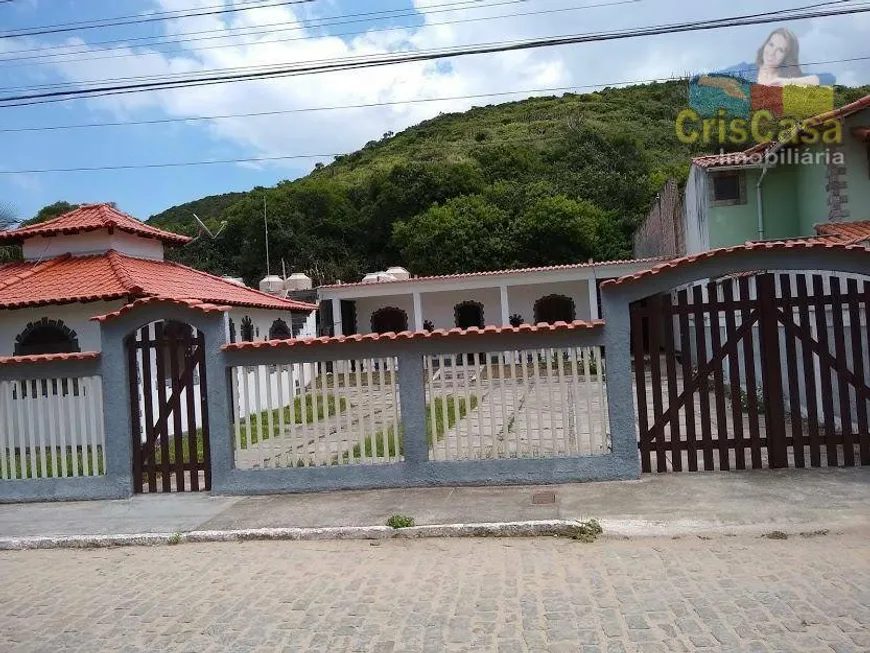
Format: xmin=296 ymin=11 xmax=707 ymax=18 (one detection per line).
xmin=500 ymin=285 xmax=510 ymax=326
xmin=331 ymin=298 xmax=343 ymax=337
xmin=588 ymin=278 xmax=599 ymax=320
xmin=412 ymin=292 xmax=423 ymax=331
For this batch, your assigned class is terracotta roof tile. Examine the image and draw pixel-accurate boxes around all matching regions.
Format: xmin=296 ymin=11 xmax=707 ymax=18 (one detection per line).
xmin=693 ymin=94 xmax=870 ymax=169
xmin=0 ymin=204 xmax=191 ymax=245
xmin=600 ymin=240 xmax=870 ymax=289
xmin=0 ymin=251 xmax=317 ymax=312
xmin=320 ymin=258 xmax=663 ymax=289
xmin=91 ymin=297 xmax=233 ymax=322
xmin=222 ymin=319 xmax=604 ymax=351
xmin=0 ymin=351 xmax=100 ymax=366
xmin=814 ymin=220 xmax=870 ymax=245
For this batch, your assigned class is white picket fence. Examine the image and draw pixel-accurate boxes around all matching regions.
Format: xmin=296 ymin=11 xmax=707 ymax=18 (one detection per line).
xmin=0 ymin=375 xmax=106 ymax=480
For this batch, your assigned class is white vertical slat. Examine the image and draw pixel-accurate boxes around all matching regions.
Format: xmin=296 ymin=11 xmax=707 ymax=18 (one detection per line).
xmin=568 ymin=347 xmax=583 ymax=454
xmin=287 ymin=364 xmax=299 ymax=466
xmin=473 ymin=356 xmax=485 ymax=458
xmin=275 ymin=364 xmax=287 ymax=468
xmin=93 ymin=376 xmax=106 ymax=475
xmin=240 ymin=366 xmax=253 ymax=468
xmin=425 ymin=358 xmax=438 ymax=462
xmin=341 ymin=360 xmax=352 ymax=465
xmin=437 ymin=355 xmax=450 ymax=460
xmin=34 ymin=381 xmax=48 ymax=478
xmin=351 ymin=359 xmax=364 ymax=465
xmin=531 ymin=350 xmax=544 ymax=456
xmin=517 ymin=351 xmax=530 ymax=458
xmin=76 ymin=378 xmax=90 ymax=476
xmin=597 ymin=348 xmax=609 ymax=451
xmin=508 ymin=350 xmax=521 ymax=459
xmin=583 ymin=348 xmax=595 ymax=453
xmin=544 ymin=349 xmax=558 ymax=456
xmin=65 ymin=379 xmax=80 ymax=477
xmin=82 ymin=377 xmax=96 ymax=476
xmin=262 ymin=367 xmax=275 ymax=468
xmin=321 ymin=361 xmax=333 ymax=465
xmin=482 ymin=353 xmax=495 ymax=458
xmin=457 ymin=355 xmax=471 ymax=460
xmin=389 ymin=357 xmax=401 ymax=462
xmin=496 ymin=353 xmax=509 ymax=460
xmin=299 ymin=363 xmax=311 ymax=466
xmin=252 ymin=367 xmax=265 ymax=466
xmin=55 ymin=379 xmax=69 ymax=478
xmin=332 ymin=363 xmax=344 ymax=465
xmin=308 ymin=363 xmax=322 ymax=466
xmin=0 ymin=381 xmax=11 ymax=479
xmin=14 ymin=382 xmax=28 ymax=478
xmin=231 ymin=368 xmax=242 ymax=463
xmin=554 ymin=348 xmax=570 ymax=455
xmin=450 ymin=354 xmax=464 ymax=460
xmin=25 ymin=380 xmax=38 ymax=478
xmin=378 ymin=358 xmax=390 ymax=463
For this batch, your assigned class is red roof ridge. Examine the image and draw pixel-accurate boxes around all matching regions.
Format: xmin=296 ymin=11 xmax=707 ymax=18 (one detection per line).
xmin=105 ymin=249 xmax=145 ymax=294
xmin=0 ymin=203 xmax=191 ymax=245
xmin=156 ymin=257 xmax=317 ymax=311
xmin=0 ymin=253 xmax=71 ymax=293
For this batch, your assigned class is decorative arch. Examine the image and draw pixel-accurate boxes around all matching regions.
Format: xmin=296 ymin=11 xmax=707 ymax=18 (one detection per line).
xmin=534 ymin=294 xmax=576 ymax=324
xmin=269 ymin=318 xmax=293 ymax=340
xmin=240 ymin=316 xmax=255 ymax=341
xmin=14 ymin=318 xmax=80 ymax=356
xmin=454 ymin=300 xmax=484 ymax=329
xmin=370 ymin=306 xmax=408 ymax=334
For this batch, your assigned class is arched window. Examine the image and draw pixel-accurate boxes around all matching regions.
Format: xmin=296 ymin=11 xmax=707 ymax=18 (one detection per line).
xmin=454 ymin=301 xmax=484 ymax=329
xmin=269 ymin=318 xmax=293 ymax=340
xmin=370 ymin=307 xmax=408 ymax=334
xmin=534 ymin=294 xmax=576 ymax=324
xmin=240 ymin=316 xmax=255 ymax=341
xmin=14 ymin=318 xmax=80 ymax=356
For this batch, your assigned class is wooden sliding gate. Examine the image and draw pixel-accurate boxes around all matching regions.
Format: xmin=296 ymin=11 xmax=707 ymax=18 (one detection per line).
xmin=632 ymin=272 xmax=870 ymax=473
xmin=127 ymin=320 xmax=211 ymax=493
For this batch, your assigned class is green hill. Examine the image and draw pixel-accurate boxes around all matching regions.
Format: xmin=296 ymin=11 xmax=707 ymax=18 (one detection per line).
xmin=147 ymin=81 xmax=870 ymax=285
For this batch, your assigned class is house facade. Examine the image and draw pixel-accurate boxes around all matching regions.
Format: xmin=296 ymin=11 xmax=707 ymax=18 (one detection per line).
xmin=681 ymin=95 xmax=870 ymax=255
xmin=0 ymin=204 xmax=317 ymax=356
xmin=317 ymin=259 xmax=661 ymax=336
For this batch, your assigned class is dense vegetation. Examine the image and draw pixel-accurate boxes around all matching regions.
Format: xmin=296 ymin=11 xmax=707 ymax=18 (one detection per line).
xmin=54 ymin=82 xmax=870 ymax=283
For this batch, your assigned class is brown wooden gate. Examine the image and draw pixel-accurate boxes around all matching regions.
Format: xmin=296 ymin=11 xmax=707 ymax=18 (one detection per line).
xmin=632 ymin=272 xmax=870 ymax=473
xmin=127 ymin=321 xmax=211 ymax=492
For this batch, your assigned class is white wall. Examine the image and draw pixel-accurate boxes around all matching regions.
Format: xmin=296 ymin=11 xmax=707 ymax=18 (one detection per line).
xmin=420 ymin=287 xmax=501 ymax=330
xmin=354 ymin=294 xmax=417 ymax=334
xmin=22 ymin=230 xmax=165 ymax=261
xmin=507 ymin=281 xmax=593 ymax=323
xmin=227 ymin=307 xmax=317 ymax=343
xmin=0 ymin=300 xmax=125 ymax=356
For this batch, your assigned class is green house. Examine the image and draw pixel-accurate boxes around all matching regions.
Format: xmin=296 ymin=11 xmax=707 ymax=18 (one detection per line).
xmin=684 ymin=95 xmax=870 ymax=254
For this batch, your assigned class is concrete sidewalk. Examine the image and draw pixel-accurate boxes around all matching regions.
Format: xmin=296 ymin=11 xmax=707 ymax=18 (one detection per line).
xmin=1 ymin=467 xmax=868 ymax=542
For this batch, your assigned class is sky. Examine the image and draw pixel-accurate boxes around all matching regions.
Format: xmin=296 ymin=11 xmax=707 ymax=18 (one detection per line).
xmin=0 ymin=0 xmax=868 ymax=223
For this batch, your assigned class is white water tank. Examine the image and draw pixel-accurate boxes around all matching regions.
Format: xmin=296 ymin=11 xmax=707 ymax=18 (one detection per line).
xmin=222 ymin=276 xmax=246 ymax=287
xmin=361 ymin=271 xmax=396 ymax=283
xmin=385 ymin=266 xmax=410 ymax=280
xmin=284 ymin=272 xmax=312 ymax=291
xmin=259 ymin=275 xmax=284 ymax=294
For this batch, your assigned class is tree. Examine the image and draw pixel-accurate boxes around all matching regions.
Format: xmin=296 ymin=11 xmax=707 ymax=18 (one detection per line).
xmin=392 ymin=195 xmax=511 ymax=275
xmin=0 ymin=202 xmax=21 ymax=264
xmin=24 ymin=201 xmax=81 ymax=226
xmin=512 ymin=195 xmax=602 ymax=267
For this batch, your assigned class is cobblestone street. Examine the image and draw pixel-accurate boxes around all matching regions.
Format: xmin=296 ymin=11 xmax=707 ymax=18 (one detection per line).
xmin=2 ymin=531 xmax=868 ymax=653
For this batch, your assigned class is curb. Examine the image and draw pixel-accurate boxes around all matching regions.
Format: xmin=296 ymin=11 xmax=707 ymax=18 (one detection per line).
xmin=0 ymin=520 xmax=585 ymax=550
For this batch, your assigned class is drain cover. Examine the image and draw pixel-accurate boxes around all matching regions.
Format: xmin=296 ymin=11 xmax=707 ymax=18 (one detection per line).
xmin=531 ymin=491 xmax=556 ymax=505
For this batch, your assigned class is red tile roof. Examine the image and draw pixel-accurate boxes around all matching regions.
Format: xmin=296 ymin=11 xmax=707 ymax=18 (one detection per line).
xmin=0 ymin=250 xmax=317 ymax=312
xmin=0 ymin=204 xmax=191 ymax=245
xmin=693 ymin=93 xmax=870 ymax=169
xmin=600 ymin=240 xmax=870 ymax=289
xmin=814 ymin=220 xmax=870 ymax=245
xmin=92 ymin=297 xmax=233 ymax=323
xmin=0 ymin=351 xmax=100 ymax=366
xmin=223 ymin=320 xmax=603 ymax=351
xmin=320 ymin=258 xmax=662 ymax=289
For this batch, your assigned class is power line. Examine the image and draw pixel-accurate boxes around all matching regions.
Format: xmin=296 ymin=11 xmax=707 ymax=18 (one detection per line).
xmin=1 ymin=2 xmax=866 ymax=106
xmin=0 ymin=0 xmax=509 ymax=61
xmin=0 ymin=0 xmax=631 ymax=70
xmin=0 ymin=0 xmax=641 ymax=88
xmin=3 ymin=54 xmax=867 ymax=134
xmin=0 ymin=0 xmax=318 ymax=39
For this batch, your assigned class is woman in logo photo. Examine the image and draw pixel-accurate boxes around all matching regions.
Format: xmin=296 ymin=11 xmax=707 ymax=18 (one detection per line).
xmin=698 ymin=27 xmax=836 ymax=96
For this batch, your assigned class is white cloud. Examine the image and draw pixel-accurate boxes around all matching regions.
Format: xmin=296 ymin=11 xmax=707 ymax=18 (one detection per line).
xmin=26 ymin=0 xmax=870 ymax=172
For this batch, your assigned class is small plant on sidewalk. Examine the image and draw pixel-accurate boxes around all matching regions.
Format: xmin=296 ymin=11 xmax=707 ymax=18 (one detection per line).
xmin=567 ymin=519 xmax=603 ymax=543
xmin=386 ymin=515 xmax=415 ymax=529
